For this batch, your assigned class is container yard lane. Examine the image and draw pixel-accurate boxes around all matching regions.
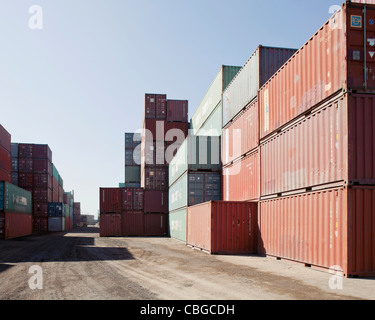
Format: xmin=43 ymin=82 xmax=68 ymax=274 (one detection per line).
xmin=0 ymin=226 xmax=373 ymax=301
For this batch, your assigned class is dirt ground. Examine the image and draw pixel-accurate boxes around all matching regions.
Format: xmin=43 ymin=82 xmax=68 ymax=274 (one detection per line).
xmin=0 ymin=227 xmax=373 ymax=301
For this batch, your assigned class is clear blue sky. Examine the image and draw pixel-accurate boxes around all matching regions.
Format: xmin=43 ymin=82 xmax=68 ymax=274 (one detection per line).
xmin=0 ymin=0 xmax=342 ymax=218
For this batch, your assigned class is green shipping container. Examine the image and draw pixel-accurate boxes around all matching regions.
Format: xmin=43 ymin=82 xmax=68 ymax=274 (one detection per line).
xmin=169 ymin=135 xmax=221 ymax=186
xmin=0 ymin=182 xmax=32 ymax=214
xmin=52 ymin=163 xmax=59 ymax=181
xmin=169 ymin=208 xmax=187 ymax=242
xmin=169 ymin=174 xmax=188 ymax=211
xmin=125 ymin=166 xmax=141 ymax=183
xmin=191 ymin=65 xmax=241 ymax=135
xmin=196 ymin=103 xmax=222 ymax=137
xmin=64 ymin=204 xmax=70 ymax=218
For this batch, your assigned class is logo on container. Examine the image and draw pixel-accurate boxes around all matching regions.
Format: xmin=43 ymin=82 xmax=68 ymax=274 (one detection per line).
xmin=328 ymin=265 xmax=344 ymax=290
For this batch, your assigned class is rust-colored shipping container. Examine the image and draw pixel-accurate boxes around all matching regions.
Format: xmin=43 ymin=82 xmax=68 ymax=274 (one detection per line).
xmin=33 ymin=216 xmax=48 ymax=232
xmin=167 ymin=100 xmax=188 ymax=122
xmin=144 ymin=94 xmax=167 ymax=120
xmin=0 ymin=125 xmax=11 ymax=153
xmin=144 ymin=190 xmax=168 ymax=213
xmin=122 ymin=188 xmax=144 ymax=211
xmin=142 ymin=119 xmax=167 ymax=142
xmin=121 ymin=211 xmax=144 ymax=236
xmin=142 ymin=141 xmax=167 ymax=166
xmin=0 ymin=145 xmax=11 ymax=173
xmin=187 ymin=201 xmax=258 ymax=255
xmin=32 ymin=144 xmax=52 ymax=162
xmin=18 ymin=144 xmax=33 ymax=158
xmin=18 ymin=173 xmax=34 ymax=188
xmin=259 ymin=186 xmax=375 ymax=277
xmin=99 ymin=213 xmax=122 ymax=237
xmin=142 ymin=166 xmax=168 ymax=191
xmin=33 ymin=159 xmax=52 ymax=175
xmin=259 ymin=1 xmax=375 ymax=140
xmin=0 ymin=169 xmax=11 ymax=184
xmin=33 ymin=173 xmax=52 ymax=189
xmin=18 ymin=158 xmax=33 ymax=173
xmin=33 ymin=188 xmax=52 ymax=203
xmin=165 ymin=121 xmax=189 ymax=145
xmin=0 ymin=212 xmax=32 ymax=240
xmin=99 ymin=188 xmax=122 ymax=214
xmin=261 ymin=93 xmax=375 ymax=197
xmin=33 ymin=203 xmax=48 ymax=217
xmin=222 ymin=99 xmax=259 ymax=166
xmin=144 ymin=213 xmax=168 ymax=236
xmin=222 ymin=149 xmax=260 ymax=202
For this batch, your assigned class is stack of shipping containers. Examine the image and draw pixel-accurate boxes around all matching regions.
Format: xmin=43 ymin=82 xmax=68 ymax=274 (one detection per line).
xmin=0 ymin=125 xmax=11 ymax=183
xmin=257 ymin=1 xmax=375 ymax=277
xmin=73 ymin=201 xmax=81 ymax=227
xmin=169 ymin=66 xmax=240 ymax=243
xmin=124 ymin=132 xmax=141 ymax=188
xmin=222 ymin=46 xmax=297 ymax=204
xmin=141 ymin=94 xmax=189 ymax=237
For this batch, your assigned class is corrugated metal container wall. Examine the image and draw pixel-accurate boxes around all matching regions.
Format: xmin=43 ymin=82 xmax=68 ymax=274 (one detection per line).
xmin=33 ymin=145 xmax=52 ymax=162
xmin=191 ymin=66 xmax=241 ymax=134
xmin=144 ymin=94 xmax=167 ymax=120
xmin=223 ymin=149 xmax=260 ymax=202
xmin=144 ymin=190 xmax=168 ymax=213
xmin=34 ymin=203 xmax=48 ymax=217
xmin=142 ymin=166 xmax=168 ymax=191
xmin=11 ymin=143 xmax=18 ymax=158
xmin=100 ymin=213 xmax=122 ymax=237
xmin=122 ymin=188 xmax=144 ymax=211
xmin=223 ymin=46 xmax=296 ymax=127
xmin=260 ymin=94 xmax=347 ymax=197
xmin=0 ymin=212 xmax=32 ymax=240
xmin=259 ymin=2 xmax=375 ymax=140
xmin=169 ymin=173 xmax=188 ymax=211
xmin=121 ymin=211 xmax=144 ymax=236
xmin=125 ymin=132 xmax=141 ymax=150
xmin=196 ymin=103 xmax=222 ymax=137
xmin=222 ymin=99 xmax=258 ymax=165
xmin=100 ymin=188 xmax=122 ymax=213
xmin=48 ymin=217 xmax=65 ymax=232
xmin=187 ymin=201 xmax=258 ymax=254
xmin=0 ymin=125 xmax=11 ymax=153
xmin=125 ymin=166 xmax=141 ymax=183
xmin=142 ymin=119 xmax=166 ymax=142
xmin=0 ymin=182 xmax=32 ymax=214
xmin=165 ymin=121 xmax=189 ymax=145
xmin=33 ymin=217 xmax=48 ymax=232
xmin=169 ymin=208 xmax=187 ymax=242
xmin=259 ymin=186 xmax=375 ymax=277
xmin=167 ymin=100 xmax=189 ymax=123
xmin=144 ymin=213 xmax=168 ymax=236
xmin=0 ymin=146 xmax=11 ymax=173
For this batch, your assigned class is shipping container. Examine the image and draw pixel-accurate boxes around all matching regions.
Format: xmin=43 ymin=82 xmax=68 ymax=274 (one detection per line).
xmin=144 ymin=94 xmax=167 ymax=120
xmin=100 ymin=213 xmax=122 ymax=237
xmin=33 ymin=173 xmax=52 ymax=189
xmin=223 ymin=149 xmax=260 ymax=202
xmin=33 ymin=203 xmax=48 ymax=217
xmin=223 ymin=46 xmax=297 ymax=127
xmin=196 ymin=103 xmax=222 ymax=137
xmin=141 ymin=141 xmax=167 ymax=166
xmin=0 ymin=146 xmax=11 ymax=173
xmin=144 ymin=190 xmax=168 ymax=213
xmin=168 ymin=136 xmax=221 ymax=186
xmin=18 ymin=158 xmax=33 ymax=173
xmin=169 ymin=208 xmax=187 ymax=242
xmin=0 ymin=212 xmax=32 ymax=240
xmin=191 ymin=65 xmax=241 ymax=134
xmin=125 ymin=132 xmax=142 ymax=150
xmin=169 ymin=172 xmax=221 ymax=211
xmin=125 ymin=166 xmax=141 ymax=183
xmin=11 ymin=143 xmax=18 ymax=158
xmin=18 ymin=173 xmax=34 ymax=188
xmin=122 ymin=188 xmax=144 ymax=211
xmin=121 ymin=211 xmax=144 ymax=236
xmin=165 ymin=121 xmax=189 ymax=145
xmin=0 ymin=182 xmax=32 ymax=214
xmin=222 ymin=99 xmax=259 ymax=165
xmin=33 ymin=216 xmax=48 ymax=232
xmin=33 ymin=144 xmax=52 ymax=162
xmin=142 ymin=119 xmax=166 ymax=142
xmin=187 ymin=201 xmax=258 ymax=255
xmin=48 ymin=202 xmax=64 ymax=217
xmin=0 ymin=125 xmax=11 ymax=153
xmin=259 ymin=1 xmax=375 ymax=140
xmin=11 ymin=157 xmax=18 ymax=172
xmin=11 ymin=172 xmax=18 ymax=186
xmin=125 ymin=148 xmax=141 ymax=166
xmin=167 ymin=100 xmax=189 ymax=122
xmin=259 ymin=186 xmax=375 ymax=277
xmin=48 ymin=217 xmax=65 ymax=232
xmin=0 ymin=169 xmax=11 ymax=184
xmin=144 ymin=213 xmax=168 ymax=236
xmin=99 ymin=188 xmax=122 ymax=213
xmin=74 ymin=202 xmax=81 ymax=215
xmin=32 ymin=188 xmax=51 ymax=204
xmin=261 ymin=93 xmax=375 ymax=197
xmin=142 ymin=166 xmax=168 ymax=191
xmin=18 ymin=144 xmax=33 ymax=158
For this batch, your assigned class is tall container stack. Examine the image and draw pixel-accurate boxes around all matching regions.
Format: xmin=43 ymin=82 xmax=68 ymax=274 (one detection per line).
xmin=48 ymin=202 xmax=65 ymax=232
xmin=12 ymin=143 xmax=53 ymax=233
xmin=141 ymin=93 xmax=189 ymax=237
xmin=73 ymin=201 xmax=81 ymax=227
xmin=0 ymin=125 xmax=11 ymax=183
xmin=257 ymin=1 xmax=375 ymax=277
xmin=222 ymin=46 xmax=297 ymax=203
xmin=125 ymin=132 xmax=141 ymax=188
xmin=99 ymin=188 xmax=122 ymax=236
xmin=64 ymin=191 xmax=74 ymax=230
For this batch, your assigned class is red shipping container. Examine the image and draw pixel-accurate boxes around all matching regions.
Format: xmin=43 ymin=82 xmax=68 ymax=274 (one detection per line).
xmin=222 ymin=149 xmax=260 ymax=202
xmin=18 ymin=144 xmax=33 ymax=158
xmin=143 ymin=119 xmax=166 ymax=142
xmin=18 ymin=158 xmax=33 ymax=173
xmin=33 ymin=144 xmax=52 ymax=161
xmin=121 ymin=211 xmax=144 ymax=236
xmin=167 ymin=100 xmax=188 ymax=122
xmin=0 ymin=124 xmax=11 ymax=152
xmin=187 ymin=201 xmax=258 ymax=255
xmin=0 ymin=212 xmax=32 ymax=240
xmin=144 ymin=190 xmax=168 ymax=213
xmin=156 ymin=94 xmax=167 ymax=119
xmin=100 ymin=188 xmax=122 ymax=213
xmin=259 ymin=186 xmax=375 ymax=278
xmin=144 ymin=94 xmax=167 ymax=119
xmin=145 ymin=94 xmax=156 ymax=119
xmin=33 ymin=203 xmax=49 ymax=217
xmin=33 ymin=216 xmax=48 ymax=232
xmin=0 ymin=169 xmax=11 ymax=183
xmin=165 ymin=121 xmax=189 ymax=145
xmin=18 ymin=173 xmax=34 ymax=188
xmin=74 ymin=202 xmax=81 ymax=214
xmin=142 ymin=141 xmax=167 ymax=166
xmin=33 ymin=173 xmax=52 ymax=189
xmin=100 ymin=213 xmax=121 ymax=237
xmin=52 ymin=176 xmax=59 ymax=193
xmin=33 ymin=188 xmax=52 ymax=203
xmin=52 ymin=190 xmax=59 ymax=202
xmin=142 ymin=166 xmax=168 ymax=191
xmin=33 ymin=159 xmax=52 ymax=175
xmin=259 ymin=1 xmax=375 ymax=140
xmin=144 ymin=213 xmax=168 ymax=236
xmin=122 ymin=188 xmax=144 ymax=211
xmin=222 ymin=99 xmax=258 ymax=166
xmin=0 ymin=146 xmax=11 ymax=173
